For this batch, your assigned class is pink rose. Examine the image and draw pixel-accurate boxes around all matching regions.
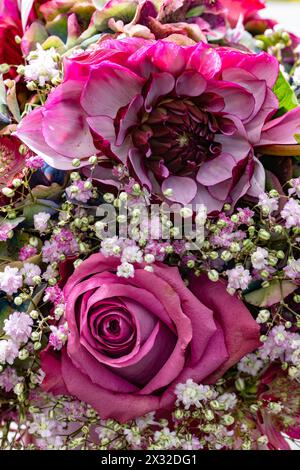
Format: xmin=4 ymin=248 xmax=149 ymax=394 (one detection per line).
xmin=41 ymin=254 xmax=260 ymax=421
xmin=16 ymin=38 xmax=300 ymax=212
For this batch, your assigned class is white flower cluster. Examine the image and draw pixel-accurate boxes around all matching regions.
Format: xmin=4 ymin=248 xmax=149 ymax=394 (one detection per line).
xmin=0 ymin=311 xmax=33 ymax=367
xmin=24 ymin=44 xmax=60 ymax=87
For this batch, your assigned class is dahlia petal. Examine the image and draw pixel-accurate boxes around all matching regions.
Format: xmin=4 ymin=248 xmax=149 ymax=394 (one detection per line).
xmin=215 ymin=134 xmax=251 ymax=162
xmin=115 ymin=94 xmax=144 ymax=145
xmin=192 ymin=185 xmax=225 ymax=213
xmin=222 ymin=68 xmax=267 ymax=122
xmin=187 ymin=42 xmax=222 ymax=80
xmin=258 ymin=106 xmax=300 ymax=146
xmin=175 ymin=70 xmax=207 ymax=97
xmin=247 ymin=157 xmax=266 ymax=197
xmin=245 ymin=89 xmax=278 ymax=144
xmin=87 ymin=115 xmax=130 ymax=163
xmin=162 ymin=176 xmax=197 ymax=204
xmin=218 ymin=49 xmax=279 ymax=88
xmin=208 ymin=81 xmax=255 ymax=120
xmin=197 ymin=153 xmax=236 ymax=186
xmin=128 ymin=148 xmax=153 ymax=189
xmin=144 ymin=72 xmax=175 ymax=112
xmin=128 ymin=40 xmax=187 ymax=78
xmin=207 ymin=179 xmax=232 ymax=201
xmin=81 ymin=62 xmax=145 ymax=117
xmin=42 ymin=81 xmax=96 ymax=160
xmin=14 ymin=108 xmax=85 ymax=170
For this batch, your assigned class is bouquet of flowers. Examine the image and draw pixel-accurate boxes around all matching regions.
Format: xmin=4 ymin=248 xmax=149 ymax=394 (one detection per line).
xmin=0 ymin=0 xmax=300 ymax=451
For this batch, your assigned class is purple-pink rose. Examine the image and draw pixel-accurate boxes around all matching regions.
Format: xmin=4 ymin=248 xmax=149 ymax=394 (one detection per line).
xmin=16 ymin=37 xmax=300 ymax=212
xmin=41 ymin=254 xmax=260 ymax=421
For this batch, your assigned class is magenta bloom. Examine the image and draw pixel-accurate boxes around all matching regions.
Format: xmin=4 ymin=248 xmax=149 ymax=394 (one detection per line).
xmin=16 ymin=38 xmax=300 ymax=211
xmin=41 ymin=254 xmax=259 ymax=421
xmin=220 ymin=0 xmax=266 ymax=26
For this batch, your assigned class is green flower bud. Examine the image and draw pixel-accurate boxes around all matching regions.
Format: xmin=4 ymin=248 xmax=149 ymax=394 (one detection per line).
xmin=14 ymin=297 xmax=23 ymax=306
xmin=72 ymin=159 xmax=81 ymax=168
xmin=221 ymin=250 xmax=232 ymax=262
xmin=29 ymin=237 xmax=39 ymax=247
xmin=30 ymin=310 xmax=39 ymax=320
xmin=88 ymin=155 xmax=98 ymax=165
xmin=235 ymin=378 xmax=245 ymax=391
xmin=230 ymin=242 xmax=240 ymax=253
xmin=243 ymin=239 xmax=254 ymax=250
xmin=187 ymin=259 xmax=195 ymax=269
xmin=273 ymin=225 xmax=283 ymax=234
xmin=277 ymin=250 xmax=285 ymax=259
xmin=210 ymin=400 xmax=221 ymax=410
xmin=222 ymin=414 xmax=235 ymax=426
xmin=208 ymin=270 xmax=219 ymax=282
xmin=231 ymin=214 xmax=239 ymax=224
xmin=0 ymin=63 xmax=10 ymax=73
xmin=12 ymin=178 xmax=22 ymax=188
xmin=203 ymin=409 xmax=214 ymax=421
xmin=1 ymin=187 xmax=15 ymax=198
xmin=174 ymin=409 xmax=184 ymax=420
xmin=209 ymin=251 xmax=218 ymax=260
xmin=18 ymin=349 xmax=29 ymax=360
xmin=258 ymin=229 xmax=271 ymax=241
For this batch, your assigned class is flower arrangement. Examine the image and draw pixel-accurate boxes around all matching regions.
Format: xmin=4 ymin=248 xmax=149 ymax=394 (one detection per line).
xmin=0 ymin=0 xmax=300 ymax=451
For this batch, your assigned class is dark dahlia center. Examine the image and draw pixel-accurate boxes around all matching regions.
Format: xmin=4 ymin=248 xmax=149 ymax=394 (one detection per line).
xmin=132 ymin=98 xmax=223 ymax=178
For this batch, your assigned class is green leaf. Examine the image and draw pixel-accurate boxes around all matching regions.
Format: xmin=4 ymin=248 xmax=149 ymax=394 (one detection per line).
xmin=244 ymin=280 xmax=298 ymax=307
xmin=294 ymin=134 xmax=300 ymax=144
xmin=273 ymin=71 xmax=299 ymax=117
xmin=6 ymin=81 xmax=21 ymax=122
xmin=93 ymin=2 xmax=137 ymax=31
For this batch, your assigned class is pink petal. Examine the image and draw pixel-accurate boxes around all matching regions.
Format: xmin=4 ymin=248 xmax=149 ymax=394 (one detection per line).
xmin=247 ymin=157 xmax=266 ymax=197
xmin=42 ymin=81 xmax=96 ymax=159
xmin=222 ymin=68 xmax=267 ymax=123
xmin=197 ymin=153 xmax=236 ymax=186
xmin=161 ymin=176 xmax=198 ymax=204
xmin=187 ymin=42 xmax=222 ymax=80
xmin=144 ymin=72 xmax=175 ymax=112
xmin=128 ymin=40 xmax=187 ymax=78
xmin=207 ymin=81 xmax=255 ymax=121
xmin=14 ymin=108 xmax=85 ymax=170
xmin=176 ymin=70 xmax=207 ymax=97
xmin=87 ymin=115 xmax=130 ymax=163
xmin=245 ymin=89 xmax=278 ymax=144
xmin=218 ymin=48 xmax=279 ymax=89
xmin=258 ymin=106 xmax=300 ymax=146
xmin=192 ymin=185 xmax=225 ymax=213
xmin=81 ymin=62 xmax=145 ymax=117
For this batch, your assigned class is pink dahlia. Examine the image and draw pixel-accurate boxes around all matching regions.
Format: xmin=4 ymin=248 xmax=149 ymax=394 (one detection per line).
xmin=16 ymin=38 xmax=300 ymax=211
